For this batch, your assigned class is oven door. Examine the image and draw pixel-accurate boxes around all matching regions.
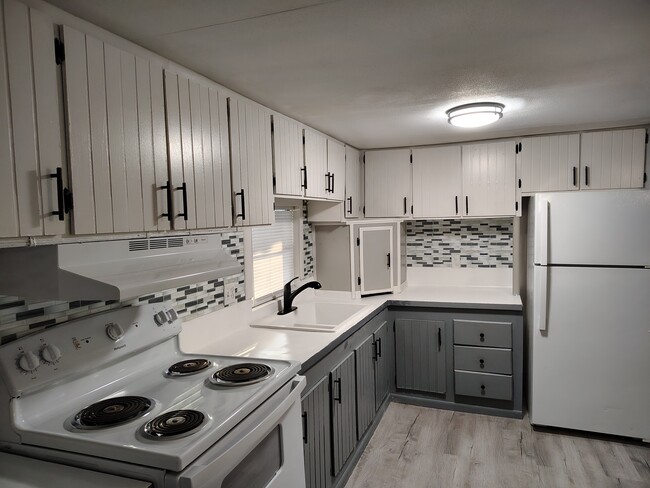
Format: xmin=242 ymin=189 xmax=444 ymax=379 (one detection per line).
xmin=166 ymin=376 xmax=306 ymax=488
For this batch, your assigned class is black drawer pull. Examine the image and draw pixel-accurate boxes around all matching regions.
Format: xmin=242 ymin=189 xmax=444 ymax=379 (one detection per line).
xmin=479 ymin=359 xmax=485 ymax=369
xmin=455 ymin=195 xmax=458 ymax=215
xmin=377 ymin=337 xmax=382 ymax=358
xmin=235 ymin=189 xmax=246 ymax=221
xmin=300 ymin=167 xmax=307 ymax=189
xmin=438 ymin=327 xmax=442 ymax=352
xmin=403 ymin=196 xmax=407 ymax=214
xmin=331 ymin=173 xmax=335 ymax=193
xmin=161 ymin=181 xmax=173 ymax=221
xmin=176 ymin=182 xmax=188 ymax=220
xmin=386 ymin=253 xmax=391 ymax=268
xmin=480 ymin=384 xmax=486 ymax=395
xmin=48 ymin=167 xmax=65 ymax=221
xmin=302 ymin=412 xmax=308 ymax=443
xmin=585 ymin=166 xmax=590 ymax=187
xmin=572 ymin=166 xmax=577 ymax=187
xmin=333 ymin=378 xmax=342 ymax=403
xmin=479 ymin=333 xmax=485 ymax=342
xmin=465 ymin=196 xmax=469 ymax=215
xmin=347 ymin=196 xmax=352 ymax=214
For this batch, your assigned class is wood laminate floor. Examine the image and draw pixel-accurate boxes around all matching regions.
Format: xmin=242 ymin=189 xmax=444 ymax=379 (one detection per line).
xmin=345 ymin=402 xmax=650 ymax=488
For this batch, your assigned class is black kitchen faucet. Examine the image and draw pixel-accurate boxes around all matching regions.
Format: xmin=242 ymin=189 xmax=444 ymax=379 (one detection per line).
xmin=278 ymin=277 xmax=322 ymax=315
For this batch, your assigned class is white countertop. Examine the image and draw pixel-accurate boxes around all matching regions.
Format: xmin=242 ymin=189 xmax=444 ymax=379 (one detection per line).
xmin=179 ymin=284 xmax=522 ymax=366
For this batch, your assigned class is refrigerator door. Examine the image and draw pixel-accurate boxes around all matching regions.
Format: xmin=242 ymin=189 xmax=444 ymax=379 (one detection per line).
xmin=529 ymin=266 xmax=650 ymax=439
xmin=532 ymin=190 xmax=650 ymax=266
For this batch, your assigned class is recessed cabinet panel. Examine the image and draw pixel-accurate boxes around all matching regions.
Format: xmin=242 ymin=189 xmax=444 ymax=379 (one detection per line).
xmin=327 ymin=139 xmax=346 ymax=201
xmin=373 ymin=320 xmax=392 ymax=410
xmin=344 ymin=146 xmax=363 ymax=218
xmin=395 ymin=319 xmax=446 ymax=394
xmin=412 ymin=146 xmax=462 ymax=218
xmin=302 ymin=377 xmax=331 ymax=488
xmin=330 ymin=352 xmax=357 ymax=477
xmin=354 ymin=335 xmax=375 ymax=440
xmin=304 ymin=129 xmax=328 ymax=199
xmin=359 ymin=227 xmax=393 ymax=295
xmin=272 ymin=115 xmax=304 ymax=197
xmin=364 ymin=149 xmax=411 ymax=218
xmin=518 ymin=134 xmax=580 ymax=193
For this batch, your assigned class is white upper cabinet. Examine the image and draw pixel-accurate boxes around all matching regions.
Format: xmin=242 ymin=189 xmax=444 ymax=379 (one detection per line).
xmin=364 ymin=149 xmax=412 ymax=218
xmin=517 ymin=134 xmax=580 ymax=193
xmin=164 ymin=70 xmax=232 ymax=230
xmin=412 ymin=146 xmax=462 ymax=219
xmin=0 ymin=0 xmax=66 ymax=238
xmin=345 ymin=146 xmax=363 ymax=218
xmin=580 ymin=128 xmax=646 ymax=190
xmin=327 ymin=139 xmax=346 ymax=201
xmin=229 ymin=97 xmax=274 ymax=226
xmin=271 ymin=115 xmax=304 ymax=197
xmin=304 ymin=129 xmax=329 ymax=199
xmin=461 ymin=141 xmax=516 ymax=217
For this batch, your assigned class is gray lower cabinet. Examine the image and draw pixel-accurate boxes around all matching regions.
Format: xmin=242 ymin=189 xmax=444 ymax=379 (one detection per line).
xmin=373 ymin=320 xmax=392 ymax=410
xmin=354 ymin=335 xmax=375 ymax=440
xmin=395 ymin=319 xmax=446 ymax=394
xmin=302 ymin=376 xmax=331 ymax=488
xmin=330 ymin=352 xmax=357 ymax=477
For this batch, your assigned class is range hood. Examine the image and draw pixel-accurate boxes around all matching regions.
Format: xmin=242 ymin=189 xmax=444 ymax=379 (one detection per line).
xmin=0 ymin=235 xmax=243 ymax=301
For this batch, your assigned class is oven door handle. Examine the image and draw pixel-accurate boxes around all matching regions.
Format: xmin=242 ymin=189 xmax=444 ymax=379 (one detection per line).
xmin=176 ymin=376 xmax=306 ymax=487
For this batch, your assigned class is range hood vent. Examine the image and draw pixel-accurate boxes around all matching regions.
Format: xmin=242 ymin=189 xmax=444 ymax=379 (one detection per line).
xmin=0 ymin=235 xmax=243 ymax=301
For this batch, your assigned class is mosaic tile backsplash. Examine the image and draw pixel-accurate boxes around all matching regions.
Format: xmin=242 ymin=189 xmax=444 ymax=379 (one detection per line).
xmin=406 ymin=219 xmax=513 ymax=268
xmin=0 ymin=232 xmax=245 ymax=345
xmin=303 ymin=201 xmax=315 ymax=277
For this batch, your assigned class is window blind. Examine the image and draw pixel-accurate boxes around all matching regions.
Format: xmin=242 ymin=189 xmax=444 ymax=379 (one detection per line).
xmin=252 ymin=209 xmax=295 ymax=301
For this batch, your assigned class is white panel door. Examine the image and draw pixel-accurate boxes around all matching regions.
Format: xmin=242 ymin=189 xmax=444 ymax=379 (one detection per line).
xmin=412 ymin=146 xmax=462 ymax=218
xmin=304 ymin=129 xmax=328 ymax=199
xmin=461 ymin=141 xmax=516 ymax=217
xmin=327 ymin=139 xmax=346 ymax=201
xmin=580 ymin=128 xmax=646 ymax=190
xmin=344 ymin=146 xmax=362 ymax=218
xmin=364 ymin=149 xmax=411 ymax=218
xmin=530 ymin=266 xmax=650 ymax=439
xmin=360 ymin=226 xmax=393 ymax=295
xmin=272 ymin=115 xmax=304 ymax=197
xmin=518 ymin=134 xmax=580 ymax=193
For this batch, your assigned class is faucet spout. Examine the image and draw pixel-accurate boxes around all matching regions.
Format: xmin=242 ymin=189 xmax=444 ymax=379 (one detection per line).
xmin=278 ymin=277 xmax=322 ymax=315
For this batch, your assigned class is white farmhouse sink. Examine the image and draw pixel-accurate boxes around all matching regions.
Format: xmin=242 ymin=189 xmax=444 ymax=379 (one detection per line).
xmin=251 ymin=302 xmax=368 ymax=333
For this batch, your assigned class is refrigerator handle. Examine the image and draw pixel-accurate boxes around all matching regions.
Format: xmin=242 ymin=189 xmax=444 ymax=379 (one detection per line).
xmin=535 ymin=198 xmax=549 ymax=265
xmin=534 ymin=266 xmax=549 ymax=332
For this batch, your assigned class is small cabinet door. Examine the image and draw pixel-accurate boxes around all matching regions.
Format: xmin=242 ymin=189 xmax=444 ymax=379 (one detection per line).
xmin=302 ymin=376 xmax=331 ymax=488
xmin=344 ymin=146 xmax=363 ymax=218
xmin=359 ymin=226 xmax=393 ymax=296
xmin=580 ymin=128 xmax=646 ymax=190
xmin=304 ymin=129 xmax=328 ymax=199
xmin=412 ymin=146 xmax=462 ymax=218
xmin=461 ymin=141 xmax=516 ymax=217
xmin=395 ymin=319 xmax=446 ymax=394
xmin=517 ymin=134 xmax=580 ymax=193
xmin=364 ymin=149 xmax=411 ymax=218
xmin=327 ymin=139 xmax=346 ymax=201
xmin=354 ymin=335 xmax=375 ymax=440
xmin=272 ymin=115 xmax=304 ymax=197
xmin=373 ymin=320 xmax=392 ymax=411
xmin=330 ymin=352 xmax=356 ymax=477
xmin=229 ymin=96 xmax=274 ymax=226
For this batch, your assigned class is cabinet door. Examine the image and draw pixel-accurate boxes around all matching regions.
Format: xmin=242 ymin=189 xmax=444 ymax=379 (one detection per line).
xmin=354 ymin=335 xmax=375 ymax=440
xmin=302 ymin=376 xmax=331 ymax=488
xmin=330 ymin=352 xmax=356 ymax=477
xmin=518 ymin=134 xmax=580 ymax=193
xmin=580 ymin=128 xmax=646 ymax=190
xmin=412 ymin=146 xmax=462 ymax=218
xmin=229 ymin=97 xmax=274 ymax=226
xmin=395 ymin=319 xmax=446 ymax=394
xmin=373 ymin=320 xmax=392 ymax=411
xmin=461 ymin=141 xmax=516 ymax=217
xmin=327 ymin=139 xmax=346 ymax=201
xmin=304 ymin=129 xmax=328 ymax=199
xmin=272 ymin=115 xmax=304 ymax=197
xmin=364 ymin=149 xmax=411 ymax=218
xmin=344 ymin=146 xmax=362 ymax=218
xmin=0 ymin=1 xmax=66 ymax=237
xmin=359 ymin=226 xmax=393 ymax=295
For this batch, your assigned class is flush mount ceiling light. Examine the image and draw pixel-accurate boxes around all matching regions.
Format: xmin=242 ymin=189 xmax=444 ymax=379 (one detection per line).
xmin=446 ymin=102 xmax=505 ymax=128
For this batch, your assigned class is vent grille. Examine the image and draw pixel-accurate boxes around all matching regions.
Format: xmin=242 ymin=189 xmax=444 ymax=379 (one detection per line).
xmin=168 ymin=238 xmax=184 ymax=248
xmin=149 ymin=239 xmax=168 ymax=250
xmin=128 ymin=238 xmax=186 ymax=252
xmin=129 ymin=240 xmax=149 ymax=252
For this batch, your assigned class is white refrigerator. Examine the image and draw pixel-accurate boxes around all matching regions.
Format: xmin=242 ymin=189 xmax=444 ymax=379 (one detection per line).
xmin=526 ymin=190 xmax=650 ymax=440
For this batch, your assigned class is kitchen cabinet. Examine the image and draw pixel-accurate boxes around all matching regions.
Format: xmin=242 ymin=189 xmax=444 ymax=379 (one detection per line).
xmin=330 ymin=352 xmax=357 ymax=477
xmin=373 ymin=320 xmax=393 ymax=411
xmin=412 ymin=146 xmax=462 ymax=218
xmin=517 ymin=134 xmax=580 ymax=193
xmin=461 ymin=141 xmax=517 ymax=217
xmin=229 ymin=96 xmax=274 ymax=226
xmin=354 ymin=335 xmax=375 ymax=440
xmin=344 ymin=146 xmax=363 ymax=218
xmin=272 ymin=114 xmax=304 ymax=197
xmin=359 ymin=226 xmax=393 ymax=295
xmin=301 ymin=376 xmax=331 ymax=488
xmin=0 ymin=0 xmax=67 ymax=238
xmin=580 ymin=128 xmax=646 ymax=190
xmin=304 ymin=129 xmax=329 ymax=199
xmin=327 ymin=139 xmax=346 ymax=201
xmin=364 ymin=149 xmax=411 ymax=218
xmin=395 ymin=318 xmax=446 ymax=394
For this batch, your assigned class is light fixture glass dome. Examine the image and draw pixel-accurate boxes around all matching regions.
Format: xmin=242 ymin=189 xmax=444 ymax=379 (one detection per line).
xmin=446 ymin=102 xmax=505 ymax=128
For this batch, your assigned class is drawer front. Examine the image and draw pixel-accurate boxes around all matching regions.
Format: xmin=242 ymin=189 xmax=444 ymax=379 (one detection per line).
xmin=455 ymin=370 xmax=513 ymax=400
xmin=454 ymin=346 xmax=512 ymax=374
xmin=453 ymin=319 xmax=512 ymax=348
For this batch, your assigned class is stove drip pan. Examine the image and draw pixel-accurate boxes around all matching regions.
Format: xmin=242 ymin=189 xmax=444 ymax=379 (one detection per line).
xmin=210 ymin=363 xmax=274 ymax=387
xmin=143 ymin=410 xmax=205 ymax=439
xmin=166 ymin=359 xmax=212 ymax=377
xmin=72 ymin=396 xmax=153 ymax=430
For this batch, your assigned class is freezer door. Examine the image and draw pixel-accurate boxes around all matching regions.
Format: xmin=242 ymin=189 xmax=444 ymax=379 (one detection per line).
xmin=532 ymin=190 xmax=650 ymax=266
xmin=529 ymin=266 xmax=650 ymax=439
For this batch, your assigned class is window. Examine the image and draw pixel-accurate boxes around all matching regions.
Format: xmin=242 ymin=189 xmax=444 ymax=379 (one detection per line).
xmin=251 ymin=209 xmax=296 ymax=302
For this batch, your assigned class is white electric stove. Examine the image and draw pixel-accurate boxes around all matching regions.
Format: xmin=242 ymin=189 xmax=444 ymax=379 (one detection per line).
xmin=0 ymin=304 xmax=306 ymax=488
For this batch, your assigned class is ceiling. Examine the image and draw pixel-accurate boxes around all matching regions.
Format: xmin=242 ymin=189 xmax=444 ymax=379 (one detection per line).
xmin=46 ymin=0 xmax=650 ymax=149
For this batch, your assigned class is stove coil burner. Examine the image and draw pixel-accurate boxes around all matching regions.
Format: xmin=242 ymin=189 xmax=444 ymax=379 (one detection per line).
xmin=210 ymin=363 xmax=274 ymax=386
xmin=73 ymin=396 xmax=153 ymax=429
xmin=166 ymin=359 xmax=212 ymax=377
xmin=143 ymin=410 xmax=205 ymax=439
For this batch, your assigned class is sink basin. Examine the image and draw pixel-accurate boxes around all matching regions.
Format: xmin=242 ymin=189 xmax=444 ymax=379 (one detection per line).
xmin=251 ymin=302 xmax=368 ymax=333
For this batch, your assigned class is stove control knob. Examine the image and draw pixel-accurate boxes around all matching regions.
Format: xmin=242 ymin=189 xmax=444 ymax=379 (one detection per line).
xmin=154 ymin=311 xmax=168 ymax=326
xmin=105 ymin=322 xmax=124 ymax=341
xmin=166 ymin=309 xmax=178 ymax=323
xmin=17 ymin=351 xmax=40 ymax=372
xmin=40 ymin=344 xmax=62 ymax=364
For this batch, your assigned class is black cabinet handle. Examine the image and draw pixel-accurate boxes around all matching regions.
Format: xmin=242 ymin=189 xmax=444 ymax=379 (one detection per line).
xmin=48 ymin=167 xmax=65 ymax=221
xmin=585 ymin=166 xmax=590 ymax=187
xmin=176 ymin=182 xmax=188 ymax=220
xmin=347 ymin=196 xmax=352 ymax=214
xmin=376 ymin=337 xmax=382 ymax=358
xmin=235 ymin=189 xmax=246 ymax=221
xmin=333 ymin=378 xmax=342 ymax=403
xmin=302 ymin=412 xmax=308 ymax=443
xmin=465 ymin=196 xmax=469 ymax=215
xmin=438 ymin=327 xmax=442 ymax=352
xmin=479 ymin=332 xmax=485 ymax=342
xmin=331 ymin=173 xmax=335 ymax=193
xmin=372 ymin=340 xmax=379 ymax=361
xmin=300 ymin=167 xmax=307 ymax=189
xmin=403 ymin=197 xmax=407 ymax=215
xmin=455 ymin=196 xmax=458 ymax=215
xmin=480 ymin=385 xmax=486 ymax=395
xmin=572 ymin=166 xmax=577 ymax=187
xmin=325 ymin=172 xmax=330 ymax=193
xmin=161 ymin=181 xmax=173 ymax=222
xmin=479 ymin=359 xmax=485 ymax=369
xmin=386 ymin=253 xmax=391 ymax=268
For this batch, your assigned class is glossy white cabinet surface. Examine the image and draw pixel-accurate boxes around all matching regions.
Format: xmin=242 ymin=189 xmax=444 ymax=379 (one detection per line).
xmin=518 ymin=134 xmax=580 ymax=193
xmin=304 ymin=129 xmax=328 ymax=199
xmin=327 ymin=139 xmax=346 ymax=201
xmin=272 ymin=115 xmax=304 ymax=197
xmin=580 ymin=128 xmax=646 ymax=190
xmin=0 ymin=0 xmax=66 ymax=237
xmin=345 ymin=146 xmax=363 ymax=218
xmin=364 ymin=149 xmax=412 ymax=218
xmin=461 ymin=141 xmax=516 ymax=217
xmin=412 ymin=146 xmax=462 ymax=218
